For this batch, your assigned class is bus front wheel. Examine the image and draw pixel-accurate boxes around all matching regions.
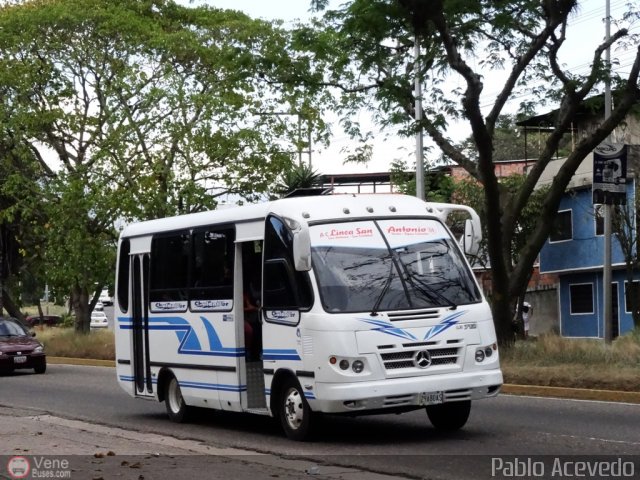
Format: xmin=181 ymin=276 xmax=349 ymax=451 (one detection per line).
xmin=164 ymin=376 xmax=191 ymax=423
xmin=279 ymin=377 xmax=314 ymax=441
xmin=426 ymin=400 xmax=471 ymax=431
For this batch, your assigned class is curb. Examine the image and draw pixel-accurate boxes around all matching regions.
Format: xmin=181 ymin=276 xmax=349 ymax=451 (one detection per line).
xmin=501 ymin=384 xmax=640 ymax=404
xmin=48 ymin=356 xmax=115 ymax=367
xmin=48 ymin=357 xmax=640 ymax=404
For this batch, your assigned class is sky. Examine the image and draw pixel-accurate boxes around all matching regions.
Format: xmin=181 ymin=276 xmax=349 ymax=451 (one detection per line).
xmin=189 ymin=0 xmax=638 ymax=176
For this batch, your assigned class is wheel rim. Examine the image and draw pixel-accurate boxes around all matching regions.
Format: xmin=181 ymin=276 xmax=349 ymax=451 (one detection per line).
xmin=283 ymin=387 xmax=304 ymax=431
xmin=167 ymin=378 xmax=183 ymax=414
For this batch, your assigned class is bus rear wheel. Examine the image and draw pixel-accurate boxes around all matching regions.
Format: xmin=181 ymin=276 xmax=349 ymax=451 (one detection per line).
xmin=426 ymin=400 xmax=471 ymax=431
xmin=279 ymin=377 xmax=314 ymax=441
xmin=164 ymin=376 xmax=191 ymax=423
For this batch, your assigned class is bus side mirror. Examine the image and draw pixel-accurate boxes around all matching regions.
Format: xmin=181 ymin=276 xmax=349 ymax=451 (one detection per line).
xmin=293 ymin=228 xmax=311 ymax=271
xmin=464 ymin=218 xmax=481 ymax=256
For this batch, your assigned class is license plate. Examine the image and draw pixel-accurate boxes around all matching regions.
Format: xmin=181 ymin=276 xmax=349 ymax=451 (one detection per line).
xmin=420 ymin=391 xmax=443 ymax=406
xmin=13 ymin=356 xmax=27 ymax=364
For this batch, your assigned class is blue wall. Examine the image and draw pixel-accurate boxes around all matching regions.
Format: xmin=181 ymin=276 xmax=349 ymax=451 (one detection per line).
xmin=541 ymin=182 xmax=637 ymax=338
xmin=540 ymin=188 xmax=626 ymax=273
xmin=559 ymin=271 xmax=637 ymax=338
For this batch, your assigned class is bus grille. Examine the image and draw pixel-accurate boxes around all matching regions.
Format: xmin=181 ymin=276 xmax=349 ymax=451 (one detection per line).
xmin=380 ymin=347 xmax=460 ymax=370
xmin=387 ymin=309 xmax=440 ymax=322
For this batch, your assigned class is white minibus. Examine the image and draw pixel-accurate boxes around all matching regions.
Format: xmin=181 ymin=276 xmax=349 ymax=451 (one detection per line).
xmin=114 ymin=193 xmax=502 ymax=440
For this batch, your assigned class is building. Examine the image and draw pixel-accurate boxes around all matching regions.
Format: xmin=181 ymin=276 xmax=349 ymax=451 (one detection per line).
xmin=539 ymin=153 xmax=639 ymax=338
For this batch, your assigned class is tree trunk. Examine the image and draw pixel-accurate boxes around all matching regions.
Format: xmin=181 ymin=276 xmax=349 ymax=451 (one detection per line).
xmin=71 ymin=284 xmax=90 ymax=334
xmin=491 ymin=292 xmax=514 ymax=348
xmin=1 ymin=289 xmax=25 ymax=321
xmin=0 ymin=225 xmax=3 ymax=316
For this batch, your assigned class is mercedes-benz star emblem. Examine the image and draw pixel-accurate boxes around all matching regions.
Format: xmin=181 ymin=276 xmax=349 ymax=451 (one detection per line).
xmin=414 ymin=350 xmax=432 ymax=369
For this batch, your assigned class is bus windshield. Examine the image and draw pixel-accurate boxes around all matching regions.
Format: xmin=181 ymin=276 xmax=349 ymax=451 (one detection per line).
xmin=310 ymin=219 xmax=481 ymax=314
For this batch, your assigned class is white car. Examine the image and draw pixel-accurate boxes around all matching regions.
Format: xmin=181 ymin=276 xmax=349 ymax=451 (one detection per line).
xmin=99 ymin=289 xmax=112 ymax=305
xmin=90 ymin=311 xmax=109 ymax=329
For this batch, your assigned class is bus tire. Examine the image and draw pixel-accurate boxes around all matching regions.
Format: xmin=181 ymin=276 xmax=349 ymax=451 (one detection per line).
xmin=164 ymin=375 xmax=191 ymax=423
xmin=279 ymin=377 xmax=314 ymax=441
xmin=426 ymin=400 xmax=471 ymax=431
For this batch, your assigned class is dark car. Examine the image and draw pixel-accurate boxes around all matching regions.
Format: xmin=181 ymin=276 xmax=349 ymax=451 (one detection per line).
xmin=24 ymin=315 xmax=63 ymax=327
xmin=0 ymin=317 xmax=46 ymax=374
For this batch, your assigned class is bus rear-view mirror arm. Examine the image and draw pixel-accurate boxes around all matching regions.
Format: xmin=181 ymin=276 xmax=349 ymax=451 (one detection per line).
xmin=293 ymin=227 xmax=312 ymax=271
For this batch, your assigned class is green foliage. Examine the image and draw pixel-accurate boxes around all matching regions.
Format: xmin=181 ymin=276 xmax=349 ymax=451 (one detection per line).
xmin=0 ymin=0 xmax=333 ymax=330
xmin=274 ymin=163 xmax=323 ymax=197
xmin=389 ymin=159 xmax=454 ymax=202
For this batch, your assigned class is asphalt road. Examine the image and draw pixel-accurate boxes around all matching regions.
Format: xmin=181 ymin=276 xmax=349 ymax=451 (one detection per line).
xmin=1 ymin=364 xmax=639 ymax=479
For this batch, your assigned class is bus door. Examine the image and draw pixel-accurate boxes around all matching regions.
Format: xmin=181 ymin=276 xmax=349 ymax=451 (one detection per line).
xmin=241 ymin=241 xmax=265 ymax=409
xmin=261 ymin=215 xmax=313 ymax=392
xmin=131 ymin=254 xmax=154 ymax=397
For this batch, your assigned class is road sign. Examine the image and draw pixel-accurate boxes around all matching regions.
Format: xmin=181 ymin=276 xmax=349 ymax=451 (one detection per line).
xmin=592 ymin=143 xmax=627 ymax=205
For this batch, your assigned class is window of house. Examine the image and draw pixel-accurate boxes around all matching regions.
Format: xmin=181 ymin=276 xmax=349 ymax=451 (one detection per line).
xmin=594 ymin=205 xmax=604 ymax=236
xmin=625 ymin=280 xmax=640 ymax=313
xmin=569 ymin=283 xmax=594 ymax=314
xmin=549 ymin=210 xmax=572 ymax=242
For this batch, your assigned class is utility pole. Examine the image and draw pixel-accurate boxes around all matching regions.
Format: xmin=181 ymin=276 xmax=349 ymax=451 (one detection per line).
xmin=414 ymin=33 xmax=425 ymax=201
xmin=603 ymin=0 xmax=613 ymax=344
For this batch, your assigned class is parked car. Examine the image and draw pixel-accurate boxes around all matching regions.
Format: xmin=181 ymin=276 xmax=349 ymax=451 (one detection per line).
xmin=99 ymin=289 xmax=113 ymax=306
xmin=93 ymin=301 xmax=104 ymax=312
xmin=0 ymin=316 xmax=46 ymax=374
xmin=90 ymin=311 xmax=109 ymax=329
xmin=24 ymin=315 xmax=63 ymax=328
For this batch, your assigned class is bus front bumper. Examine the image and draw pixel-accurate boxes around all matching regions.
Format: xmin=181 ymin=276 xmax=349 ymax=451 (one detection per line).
xmin=307 ymin=369 xmax=503 ymax=414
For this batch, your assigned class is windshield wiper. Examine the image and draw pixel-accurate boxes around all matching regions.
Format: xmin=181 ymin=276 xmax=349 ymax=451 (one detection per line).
xmin=370 ymin=257 xmax=395 ymax=317
xmin=397 ymin=257 xmax=458 ymax=310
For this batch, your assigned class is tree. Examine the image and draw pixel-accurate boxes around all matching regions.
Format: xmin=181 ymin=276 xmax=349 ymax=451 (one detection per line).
xmin=0 ymin=0 xmax=330 ymax=331
xmin=612 ymin=173 xmax=640 ymax=329
xmin=301 ymin=0 xmax=640 ymax=345
xmin=457 ymin=114 xmax=572 ymax=162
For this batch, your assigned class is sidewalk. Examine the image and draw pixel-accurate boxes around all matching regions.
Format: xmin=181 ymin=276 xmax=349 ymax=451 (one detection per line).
xmin=0 ymin=406 xmax=401 ymax=480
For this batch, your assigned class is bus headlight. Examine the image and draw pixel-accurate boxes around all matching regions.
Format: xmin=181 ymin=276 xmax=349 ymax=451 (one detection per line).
xmin=329 ymin=356 xmax=367 ymax=375
xmin=352 ymin=360 xmax=364 ymax=373
xmin=475 ymin=344 xmax=497 ymax=363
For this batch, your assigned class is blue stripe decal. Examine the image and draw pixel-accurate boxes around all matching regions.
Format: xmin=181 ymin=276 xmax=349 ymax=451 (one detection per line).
xmin=180 ymin=381 xmax=246 ymax=393
xmin=262 ymin=349 xmax=301 ymax=361
xmin=424 ymin=311 xmax=467 ymax=340
xmin=357 ymin=318 xmax=418 ymax=341
xmin=117 ymin=316 xmax=245 ymax=358
xmin=118 ymin=376 xmax=157 ymax=384
xmin=304 ymin=392 xmax=316 ymax=400
xmin=119 ymin=376 xmax=244 ymax=393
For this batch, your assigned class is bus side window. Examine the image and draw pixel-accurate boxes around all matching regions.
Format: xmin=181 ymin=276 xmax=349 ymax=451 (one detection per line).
xmin=190 ymin=227 xmax=235 ymax=301
xmin=263 ymin=215 xmax=313 ymax=310
xmin=149 ymin=231 xmax=190 ymax=304
xmin=117 ymin=239 xmax=131 ymax=312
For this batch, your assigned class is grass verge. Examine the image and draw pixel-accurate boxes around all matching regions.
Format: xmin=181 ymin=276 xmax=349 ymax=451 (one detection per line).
xmin=501 ymin=330 xmax=640 ymax=391
xmin=35 ymin=327 xmax=115 ymax=361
